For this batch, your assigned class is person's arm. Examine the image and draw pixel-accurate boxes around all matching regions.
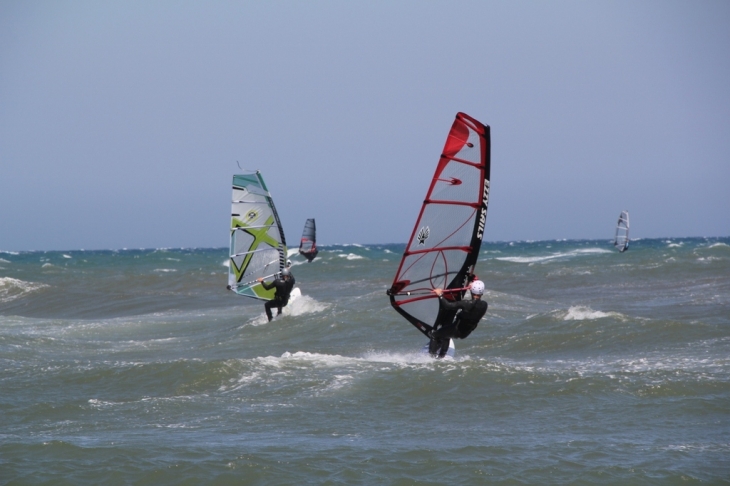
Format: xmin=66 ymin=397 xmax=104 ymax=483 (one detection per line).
xmin=433 ymin=288 xmax=463 ymax=311
xmin=257 ymin=278 xmax=276 ymax=290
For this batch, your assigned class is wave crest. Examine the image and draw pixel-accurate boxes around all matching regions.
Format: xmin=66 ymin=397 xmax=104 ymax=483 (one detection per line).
xmin=0 ymin=277 xmax=49 ymax=303
xmin=496 ymin=248 xmax=612 ymax=264
xmin=563 ymin=306 xmax=621 ymax=321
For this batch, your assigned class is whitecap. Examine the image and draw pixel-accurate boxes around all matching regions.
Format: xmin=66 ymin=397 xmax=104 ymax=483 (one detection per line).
xmin=497 ymin=255 xmax=559 ymax=264
xmin=285 ymin=290 xmax=329 ymax=316
xmin=563 ymin=305 xmax=620 ymax=321
xmin=572 ymin=248 xmax=612 ymax=255
xmin=245 ymin=288 xmax=329 ymax=326
xmin=261 ymin=351 xmax=358 ymax=368
xmin=496 ymin=248 xmax=611 ymax=264
xmin=0 ymin=277 xmax=49 ymax=303
xmin=338 ymin=253 xmax=364 ymax=260
xmin=153 ymin=269 xmax=177 ymax=273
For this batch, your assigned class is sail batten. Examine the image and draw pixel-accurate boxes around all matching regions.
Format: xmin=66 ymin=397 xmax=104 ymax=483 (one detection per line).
xmin=228 ymin=170 xmax=288 ymax=301
xmin=388 ymin=112 xmax=491 ymax=337
xmin=403 ymin=246 xmax=473 ymax=257
xmin=425 ymin=199 xmax=481 ymax=207
xmin=232 ymin=224 xmax=279 ymax=231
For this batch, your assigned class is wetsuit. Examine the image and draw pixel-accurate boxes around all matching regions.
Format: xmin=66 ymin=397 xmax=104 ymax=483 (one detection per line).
xmin=428 ymin=295 xmax=488 ymax=357
xmin=261 ymin=276 xmax=295 ymax=321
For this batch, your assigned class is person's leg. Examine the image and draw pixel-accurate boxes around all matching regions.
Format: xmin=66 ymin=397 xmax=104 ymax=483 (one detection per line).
xmin=431 ymin=322 xmax=457 ymax=358
xmin=437 ymin=339 xmax=451 ymax=358
xmin=264 ymin=301 xmax=274 ymax=321
xmin=428 ymin=336 xmax=444 ymax=356
xmin=276 ymin=305 xmax=283 ymax=316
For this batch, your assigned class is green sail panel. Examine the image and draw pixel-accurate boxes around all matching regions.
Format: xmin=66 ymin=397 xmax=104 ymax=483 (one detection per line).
xmin=228 ymin=171 xmax=288 ymax=301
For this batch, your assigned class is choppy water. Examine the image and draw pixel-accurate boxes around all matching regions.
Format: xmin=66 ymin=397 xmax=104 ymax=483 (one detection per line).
xmin=1 ymin=238 xmax=729 ymax=484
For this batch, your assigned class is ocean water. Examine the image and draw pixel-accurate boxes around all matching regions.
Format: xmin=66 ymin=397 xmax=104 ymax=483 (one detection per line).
xmin=1 ymin=238 xmax=729 ymax=485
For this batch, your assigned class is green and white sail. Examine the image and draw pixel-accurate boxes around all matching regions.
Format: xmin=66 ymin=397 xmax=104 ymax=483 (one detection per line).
xmin=228 ymin=171 xmax=288 ymax=301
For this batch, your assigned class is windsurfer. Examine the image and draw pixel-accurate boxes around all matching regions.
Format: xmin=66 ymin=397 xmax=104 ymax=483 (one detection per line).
xmin=428 ymin=280 xmax=488 ymax=358
xmin=257 ymin=268 xmax=296 ymax=321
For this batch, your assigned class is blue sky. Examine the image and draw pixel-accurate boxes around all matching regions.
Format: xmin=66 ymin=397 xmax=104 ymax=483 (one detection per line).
xmin=1 ymin=1 xmax=728 ymax=251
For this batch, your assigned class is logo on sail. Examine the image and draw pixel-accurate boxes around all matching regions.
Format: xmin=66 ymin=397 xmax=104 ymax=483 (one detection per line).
xmin=417 ymin=226 xmax=430 ymax=245
xmin=476 ymin=181 xmax=490 ymax=240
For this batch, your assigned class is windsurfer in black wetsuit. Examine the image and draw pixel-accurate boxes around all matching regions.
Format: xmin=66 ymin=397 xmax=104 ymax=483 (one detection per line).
xmin=428 ymin=279 xmax=488 ymax=358
xmin=257 ymin=268 xmax=295 ymax=321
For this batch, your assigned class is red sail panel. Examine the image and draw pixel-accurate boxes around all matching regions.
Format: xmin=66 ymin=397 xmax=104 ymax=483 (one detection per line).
xmin=388 ymin=112 xmax=490 ymax=336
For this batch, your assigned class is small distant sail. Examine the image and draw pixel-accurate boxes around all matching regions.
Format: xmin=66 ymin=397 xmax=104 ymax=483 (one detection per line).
xmin=299 ymin=218 xmax=319 ymax=262
xmin=228 ymin=171 xmax=288 ymax=300
xmin=614 ymin=210 xmax=630 ymax=252
xmin=387 ymin=112 xmax=491 ymax=337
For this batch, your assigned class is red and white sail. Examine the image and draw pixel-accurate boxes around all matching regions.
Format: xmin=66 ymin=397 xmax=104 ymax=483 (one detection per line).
xmin=388 ymin=112 xmax=491 ymax=337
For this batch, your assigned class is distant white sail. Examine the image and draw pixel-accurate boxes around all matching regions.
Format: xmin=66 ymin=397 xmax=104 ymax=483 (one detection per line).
xmin=614 ymin=210 xmax=630 ymax=252
xmin=227 ymin=171 xmax=288 ymax=300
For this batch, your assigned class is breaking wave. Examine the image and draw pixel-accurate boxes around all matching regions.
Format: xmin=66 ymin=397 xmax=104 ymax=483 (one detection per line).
xmin=563 ymin=306 xmax=622 ymax=321
xmin=246 ymin=288 xmax=329 ymax=326
xmin=0 ymin=277 xmax=49 ymax=303
xmin=496 ymin=248 xmax=611 ymax=264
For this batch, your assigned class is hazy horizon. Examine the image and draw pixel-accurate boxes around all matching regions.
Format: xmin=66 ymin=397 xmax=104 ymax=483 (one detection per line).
xmin=2 ymin=235 xmax=728 ymax=254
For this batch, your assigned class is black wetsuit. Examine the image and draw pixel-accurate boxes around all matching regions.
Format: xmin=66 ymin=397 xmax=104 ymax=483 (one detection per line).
xmin=261 ymin=276 xmax=295 ymax=321
xmin=429 ymin=295 xmax=488 ymax=357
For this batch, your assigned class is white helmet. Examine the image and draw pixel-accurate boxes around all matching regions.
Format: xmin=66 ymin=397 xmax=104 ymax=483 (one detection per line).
xmin=470 ymin=280 xmax=485 ymax=295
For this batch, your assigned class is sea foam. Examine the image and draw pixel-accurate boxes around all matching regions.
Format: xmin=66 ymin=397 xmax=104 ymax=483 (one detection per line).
xmin=497 ymin=248 xmax=611 ymax=264
xmin=246 ymin=288 xmax=329 ymax=326
xmin=338 ymin=253 xmax=365 ymax=260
